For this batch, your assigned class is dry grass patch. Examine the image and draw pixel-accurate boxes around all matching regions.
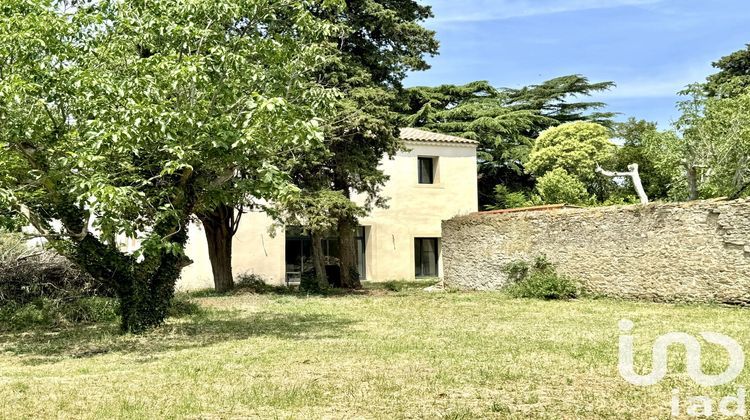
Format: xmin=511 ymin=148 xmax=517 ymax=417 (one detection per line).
xmin=1 ymin=283 xmax=749 ymax=418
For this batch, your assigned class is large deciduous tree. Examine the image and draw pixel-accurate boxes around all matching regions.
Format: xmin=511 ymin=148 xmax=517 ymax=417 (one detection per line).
xmin=695 ymin=93 xmax=750 ymax=197
xmin=612 ymin=118 xmax=673 ymax=201
xmin=0 ymin=0 xmax=332 ymax=331
xmin=659 ymin=86 xmax=750 ymax=200
xmin=526 ymin=121 xmax=617 ymax=203
xmin=637 ymin=83 xmax=750 ymax=201
xmin=183 ymin=2 xmax=337 ymax=293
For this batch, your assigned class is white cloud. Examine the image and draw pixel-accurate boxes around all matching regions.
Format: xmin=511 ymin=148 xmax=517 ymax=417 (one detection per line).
xmin=427 ymin=0 xmax=663 ymax=24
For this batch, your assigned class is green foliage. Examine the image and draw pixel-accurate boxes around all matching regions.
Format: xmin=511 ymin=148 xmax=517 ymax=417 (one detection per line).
xmin=487 ymin=185 xmax=530 ymax=210
xmin=273 ymin=0 xmax=438 ymax=289
xmin=612 ymin=118 xmax=673 ymax=201
xmin=235 ymin=273 xmax=294 ymax=295
xmin=167 ymin=296 xmax=204 ymax=319
xmin=0 ymin=0 xmax=335 ymax=332
xmin=314 ymin=0 xmax=438 ymax=205
xmin=275 ymin=189 xmax=364 ymax=235
xmin=0 ymin=297 xmax=119 ymax=332
xmin=299 ymin=271 xmax=326 ymax=293
xmin=397 ymin=75 xmax=616 ymax=208
xmin=642 ymin=83 xmax=750 ymax=201
xmin=382 ymin=281 xmax=403 ymax=292
xmin=535 ymin=168 xmax=590 ymax=205
xmin=691 ymin=92 xmax=750 ymax=197
xmin=639 ymin=129 xmax=691 ymax=200
xmin=527 ymin=122 xmax=616 ymax=182
xmin=526 ymin=121 xmax=616 ymax=203
xmin=503 ymin=256 xmax=577 ymax=300
xmin=502 ymin=260 xmax=531 ymax=283
xmin=652 ymin=44 xmax=750 ymax=200
xmin=706 ymin=44 xmax=750 ymax=98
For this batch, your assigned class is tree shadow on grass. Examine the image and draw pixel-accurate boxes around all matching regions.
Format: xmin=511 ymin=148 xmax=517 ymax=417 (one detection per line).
xmin=0 ymin=310 xmax=356 ymax=364
xmin=185 ymin=279 xmax=440 ymax=299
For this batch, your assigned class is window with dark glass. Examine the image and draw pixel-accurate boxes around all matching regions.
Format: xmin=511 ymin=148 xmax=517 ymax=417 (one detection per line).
xmin=285 ymin=226 xmax=367 ymax=283
xmin=285 ymin=230 xmax=312 ymax=284
xmin=414 ymin=238 xmax=439 ymax=278
xmin=418 ymin=157 xmax=435 ymax=184
xmin=356 ymin=227 xmax=367 ymax=280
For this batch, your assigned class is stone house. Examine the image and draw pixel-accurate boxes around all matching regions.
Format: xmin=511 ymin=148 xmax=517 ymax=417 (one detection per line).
xmin=177 ymin=128 xmax=479 ymax=289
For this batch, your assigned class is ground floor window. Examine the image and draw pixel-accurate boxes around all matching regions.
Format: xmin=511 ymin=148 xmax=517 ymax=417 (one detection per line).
xmin=285 ymin=228 xmax=339 ymax=284
xmin=285 ymin=226 xmax=367 ymax=284
xmin=356 ymin=226 xmax=367 ymax=280
xmin=414 ymin=238 xmax=439 ymax=278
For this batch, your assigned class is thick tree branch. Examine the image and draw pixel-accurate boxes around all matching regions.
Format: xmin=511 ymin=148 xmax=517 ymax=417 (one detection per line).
xmin=596 ymin=163 xmax=649 ymax=205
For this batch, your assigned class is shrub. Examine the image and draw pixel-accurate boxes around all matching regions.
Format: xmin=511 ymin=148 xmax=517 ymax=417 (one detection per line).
xmin=535 ymin=168 xmax=590 ymax=205
xmin=382 ymin=280 xmax=403 ymax=292
xmin=300 ymin=271 xmax=324 ymax=293
xmin=235 ymin=273 xmax=292 ymax=294
xmin=502 ymin=260 xmax=530 ymax=283
xmin=503 ymin=256 xmax=577 ymax=300
xmin=487 ymin=185 xmax=530 ymax=210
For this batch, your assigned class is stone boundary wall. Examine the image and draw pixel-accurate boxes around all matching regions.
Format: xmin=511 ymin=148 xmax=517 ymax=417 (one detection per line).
xmin=442 ymin=199 xmax=750 ymax=304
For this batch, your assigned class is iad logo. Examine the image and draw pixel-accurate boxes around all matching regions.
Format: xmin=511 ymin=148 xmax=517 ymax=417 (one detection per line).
xmin=618 ymin=319 xmax=744 ymax=387
xmin=618 ymin=319 xmax=746 ymax=417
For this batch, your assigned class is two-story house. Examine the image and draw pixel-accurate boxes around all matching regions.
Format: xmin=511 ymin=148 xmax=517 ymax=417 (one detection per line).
xmin=177 ymin=128 xmax=478 ymax=289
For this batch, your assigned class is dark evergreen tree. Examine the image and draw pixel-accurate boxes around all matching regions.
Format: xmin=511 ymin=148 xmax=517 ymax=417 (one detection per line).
xmin=398 ymin=75 xmax=615 ymax=208
xmin=308 ymin=0 xmax=439 ymax=288
xmin=706 ymin=44 xmax=750 ymax=98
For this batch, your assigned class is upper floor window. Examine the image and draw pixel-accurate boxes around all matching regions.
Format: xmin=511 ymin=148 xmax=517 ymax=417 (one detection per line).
xmin=418 ymin=157 xmax=436 ymax=184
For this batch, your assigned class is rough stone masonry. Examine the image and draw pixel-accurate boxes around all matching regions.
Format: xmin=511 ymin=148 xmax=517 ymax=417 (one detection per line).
xmin=442 ymin=199 xmax=750 ymax=304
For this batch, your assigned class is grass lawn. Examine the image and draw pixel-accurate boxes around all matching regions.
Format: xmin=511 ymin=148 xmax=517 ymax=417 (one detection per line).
xmin=1 ymin=281 xmax=749 ymax=419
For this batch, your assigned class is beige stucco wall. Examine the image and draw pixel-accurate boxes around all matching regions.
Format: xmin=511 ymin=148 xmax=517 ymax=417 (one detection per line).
xmin=178 ymin=212 xmax=286 ymax=290
xmin=177 ymin=140 xmax=478 ymax=290
xmin=355 ymin=141 xmax=479 ymax=281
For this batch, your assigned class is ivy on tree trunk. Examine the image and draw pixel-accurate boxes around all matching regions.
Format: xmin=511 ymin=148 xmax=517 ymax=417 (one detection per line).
xmin=54 ymin=183 xmax=196 ymax=333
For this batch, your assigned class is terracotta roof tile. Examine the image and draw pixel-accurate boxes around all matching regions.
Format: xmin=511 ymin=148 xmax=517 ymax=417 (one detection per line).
xmin=478 ymin=204 xmax=581 ymax=216
xmin=399 ymin=127 xmax=479 ymax=145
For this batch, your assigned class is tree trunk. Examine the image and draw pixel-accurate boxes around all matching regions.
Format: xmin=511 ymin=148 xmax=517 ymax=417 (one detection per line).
xmin=198 ymin=204 xmax=235 ymax=293
xmin=67 ymin=211 xmax=193 ymax=333
xmin=629 ymin=166 xmax=649 ymax=205
xmin=596 ymin=164 xmax=649 ymax=204
xmin=686 ymin=165 xmax=699 ymax=201
xmin=48 ymin=172 xmax=196 ymax=333
xmin=332 ymin=172 xmax=361 ymax=290
xmin=337 ymin=215 xmax=360 ymax=289
xmin=311 ymin=232 xmax=328 ymax=290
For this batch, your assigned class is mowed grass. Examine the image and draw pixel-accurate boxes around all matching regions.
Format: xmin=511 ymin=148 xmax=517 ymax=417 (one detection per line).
xmin=1 ymin=281 xmax=749 ymax=419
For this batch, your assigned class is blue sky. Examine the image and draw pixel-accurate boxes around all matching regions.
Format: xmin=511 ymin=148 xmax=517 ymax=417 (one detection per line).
xmin=405 ymin=0 xmax=750 ymax=128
